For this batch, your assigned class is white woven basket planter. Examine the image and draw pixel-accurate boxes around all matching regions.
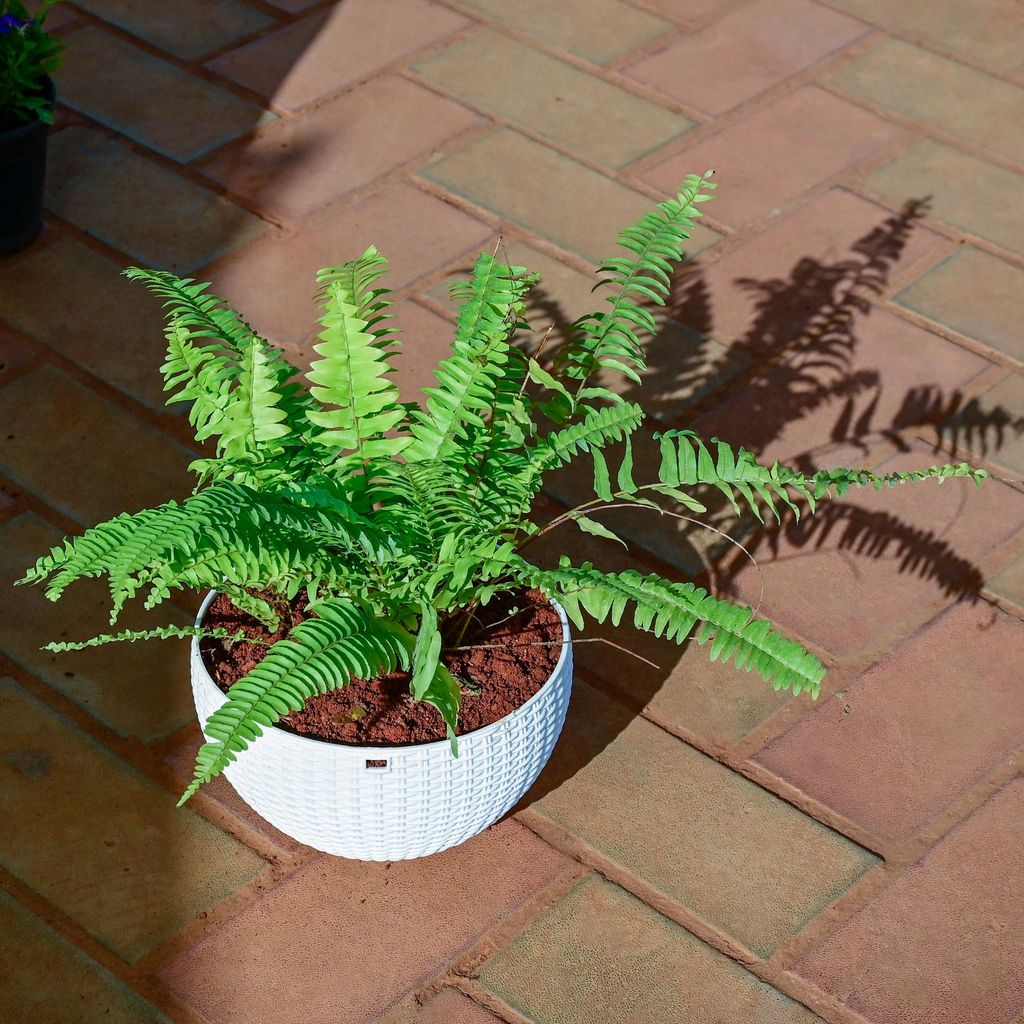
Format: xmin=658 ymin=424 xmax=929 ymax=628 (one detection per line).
xmin=190 ymin=592 xmax=573 ymax=860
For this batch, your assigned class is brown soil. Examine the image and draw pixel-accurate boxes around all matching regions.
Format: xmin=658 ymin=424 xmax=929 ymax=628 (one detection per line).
xmin=199 ymin=588 xmax=563 ymax=747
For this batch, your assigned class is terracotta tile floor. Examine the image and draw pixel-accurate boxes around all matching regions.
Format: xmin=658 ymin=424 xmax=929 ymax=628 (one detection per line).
xmin=1 ymin=2 xmax=1022 ymax=1021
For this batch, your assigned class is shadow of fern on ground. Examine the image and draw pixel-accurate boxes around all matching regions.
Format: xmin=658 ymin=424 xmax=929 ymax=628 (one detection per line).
xmin=516 ymin=200 xmax=1020 ymax=812
xmin=600 ymin=199 xmax=1016 ymax=594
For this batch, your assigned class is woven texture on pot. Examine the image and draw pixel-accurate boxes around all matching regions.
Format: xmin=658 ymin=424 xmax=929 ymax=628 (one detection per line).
xmin=190 ymin=592 xmax=573 ymax=860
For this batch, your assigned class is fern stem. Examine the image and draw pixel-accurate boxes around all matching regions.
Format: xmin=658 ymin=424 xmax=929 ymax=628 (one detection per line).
xmin=524 ymin=498 xmax=766 ymax=615
xmin=449 ymin=601 xmax=481 ymax=647
xmin=446 ymin=636 xmax=660 ymax=670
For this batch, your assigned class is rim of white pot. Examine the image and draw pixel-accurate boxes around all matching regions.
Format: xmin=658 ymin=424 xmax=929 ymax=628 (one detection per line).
xmin=192 ymin=589 xmax=572 ymax=757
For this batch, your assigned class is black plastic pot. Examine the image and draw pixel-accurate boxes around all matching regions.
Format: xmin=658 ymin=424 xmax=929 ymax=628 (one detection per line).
xmin=0 ymin=76 xmax=55 ymax=257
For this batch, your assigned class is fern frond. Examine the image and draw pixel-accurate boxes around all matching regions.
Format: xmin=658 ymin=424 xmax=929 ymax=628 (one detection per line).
xmin=407 ymin=252 xmax=536 ymax=462
xmin=371 ymin=460 xmax=484 ymax=562
xmin=315 ymin=245 xmax=399 ymax=353
xmin=517 ymin=558 xmax=823 ymax=696
xmin=159 ymin=325 xmax=235 ymax=441
xmin=472 ymin=402 xmax=645 ymax=527
xmin=306 ymin=269 xmax=409 ymax=465
xmin=129 ymin=268 xmax=325 ymax=485
xmin=43 ymin=624 xmax=245 ymax=652
xmin=655 ymin=431 xmax=989 ymax=522
xmin=124 ymin=268 xmax=258 ymax=354
xmin=180 ymin=599 xmax=412 ymax=802
xmin=19 ymin=482 xmax=375 ymax=620
xmin=555 ymin=173 xmax=714 ymax=395
xmin=220 ymin=340 xmax=289 ymax=451
xmin=531 ymin=402 xmax=645 ymax=475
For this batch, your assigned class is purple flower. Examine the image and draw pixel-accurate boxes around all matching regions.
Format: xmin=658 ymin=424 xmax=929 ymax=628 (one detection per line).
xmin=0 ymin=13 xmax=30 ymax=34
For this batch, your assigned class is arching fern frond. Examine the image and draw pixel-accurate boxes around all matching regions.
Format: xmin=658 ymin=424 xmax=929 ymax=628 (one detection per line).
xmin=43 ymin=624 xmax=245 ymax=652
xmin=159 ymin=324 xmax=235 ymax=442
xmin=407 ymin=251 xmax=537 ymax=462
xmin=516 ymin=557 xmax=824 ymax=696
xmin=124 ymin=268 xmax=257 ymax=354
xmin=180 ymin=599 xmax=413 ymax=803
xmin=655 ymin=430 xmax=989 ymax=522
xmin=18 ymin=482 xmax=375 ymax=621
xmin=475 ymin=402 xmax=646 ymax=526
xmin=529 ymin=401 xmax=645 ymax=479
xmin=555 ymin=173 xmax=714 ymax=397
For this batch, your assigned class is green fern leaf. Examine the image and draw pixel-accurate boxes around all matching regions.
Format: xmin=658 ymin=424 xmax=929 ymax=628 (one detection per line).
xmin=43 ymin=624 xmax=245 ymax=652
xmin=517 ymin=558 xmax=823 ymax=696
xmin=407 ymin=251 xmax=536 ymax=462
xmin=410 ymin=600 xmax=442 ymax=699
xmin=306 ymin=271 xmax=409 ymax=463
xmin=420 ymin=662 xmax=461 ymax=755
xmin=556 ymin=172 xmax=714 ymax=394
xmin=124 ymin=268 xmax=258 ymax=354
xmin=180 ymin=599 xmax=412 ymax=803
xmin=218 ymin=339 xmax=291 ymax=461
xmin=315 ymin=245 xmax=399 ymax=353
xmin=655 ymin=430 xmax=989 ymax=522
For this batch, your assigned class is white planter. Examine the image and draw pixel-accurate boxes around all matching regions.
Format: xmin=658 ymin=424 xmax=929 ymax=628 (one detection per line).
xmin=189 ymin=592 xmax=573 ymax=860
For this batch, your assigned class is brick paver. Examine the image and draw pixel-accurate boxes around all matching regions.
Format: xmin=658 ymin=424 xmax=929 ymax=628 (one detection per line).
xmin=73 ymin=0 xmax=273 ymax=61
xmin=795 ymin=778 xmax=1024 ymax=1024
xmin=824 ymin=0 xmax=1024 ymax=71
xmin=829 ymin=39 xmax=1024 ymax=164
xmin=991 ymin=551 xmax=1024 ymax=607
xmin=424 ymin=129 xmax=721 ymax=261
xmin=530 ymin=681 xmax=876 ymax=958
xmin=2 ymin=1 xmax=1022 ymax=1021
xmin=481 ymin=877 xmax=821 ymax=1024
xmin=46 ymin=127 xmax=268 ymax=272
xmin=454 ymin=0 xmax=673 ymax=65
xmin=694 ymin=306 xmax=990 ymax=467
xmin=0 ymin=366 xmax=192 ymax=524
xmin=626 ymin=0 xmax=865 ymax=115
xmin=160 ymin=822 xmax=571 ymax=1024
xmin=412 ymin=989 xmax=503 ymax=1024
xmin=642 ymin=87 xmax=903 ymax=227
xmin=0 ymin=679 xmax=266 ymax=963
xmin=59 ymin=26 xmax=272 ymax=162
xmin=203 ymin=75 xmax=482 ymax=223
xmin=894 ymin=248 xmax=1024 ymax=363
xmin=209 ymin=0 xmax=468 ymax=112
xmin=670 ymin=186 xmax=945 ymax=342
xmin=0 ymin=235 xmax=175 ymax=409
xmin=0 ymin=515 xmax=195 ymax=740
xmin=756 ymin=601 xmax=1024 ymax=841
xmin=414 ymin=30 xmax=694 ymax=168
xmin=865 ymin=138 xmax=1024 ymax=256
xmin=954 ymin=373 xmax=1024 ymax=476
xmin=0 ymin=892 xmax=172 ymax=1023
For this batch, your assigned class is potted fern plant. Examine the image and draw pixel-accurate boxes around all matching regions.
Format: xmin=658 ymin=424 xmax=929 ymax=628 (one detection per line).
xmin=0 ymin=0 xmax=63 ymax=255
xmin=21 ymin=175 xmax=985 ymax=860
